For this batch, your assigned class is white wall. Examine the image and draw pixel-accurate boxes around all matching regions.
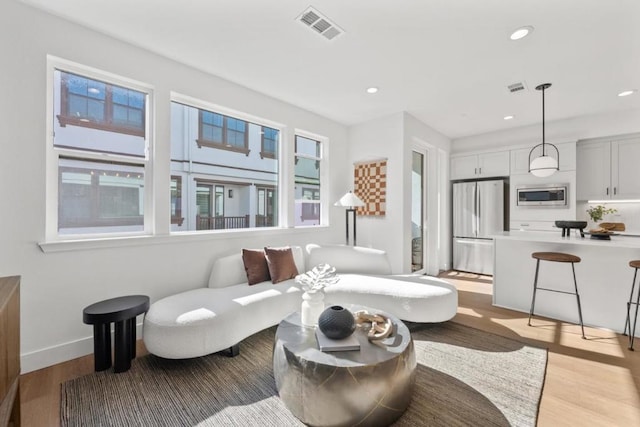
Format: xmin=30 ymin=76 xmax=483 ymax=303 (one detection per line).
xmin=347 ymin=112 xmax=451 ymax=274
xmin=0 ymin=1 xmax=349 ymax=372
xmin=452 ymin=109 xmax=640 ymax=154
xmin=347 ymin=113 xmax=404 ymax=271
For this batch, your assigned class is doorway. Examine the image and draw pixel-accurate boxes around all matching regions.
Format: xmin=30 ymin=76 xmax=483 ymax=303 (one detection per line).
xmin=411 ymin=149 xmax=427 ymax=273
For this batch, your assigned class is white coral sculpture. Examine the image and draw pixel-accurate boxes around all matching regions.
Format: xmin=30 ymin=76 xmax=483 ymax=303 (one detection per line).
xmin=295 ymin=263 xmax=340 ymax=293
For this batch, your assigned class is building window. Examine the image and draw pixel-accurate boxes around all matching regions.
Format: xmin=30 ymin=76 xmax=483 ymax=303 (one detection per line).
xmin=260 ymin=127 xmax=278 ymax=159
xmin=50 ymin=61 xmax=150 ymax=237
xmin=172 ymin=98 xmax=280 ymax=232
xmin=170 ymin=176 xmax=184 ymax=226
xmin=300 ymin=188 xmax=320 ymax=221
xmin=294 ymin=135 xmax=322 ymax=226
xmin=57 ymin=71 xmax=145 ymax=139
xmin=256 ymin=187 xmax=277 ymax=227
xmin=196 ymin=109 xmax=250 ymax=155
xmin=214 ymin=185 xmax=225 ymax=217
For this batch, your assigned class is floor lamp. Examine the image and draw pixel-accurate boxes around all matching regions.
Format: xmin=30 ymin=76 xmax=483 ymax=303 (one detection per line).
xmin=334 ymin=191 xmax=365 ymax=246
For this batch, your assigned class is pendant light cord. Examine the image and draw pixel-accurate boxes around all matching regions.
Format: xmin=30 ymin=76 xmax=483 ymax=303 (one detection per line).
xmin=541 ymin=85 xmax=546 ymax=156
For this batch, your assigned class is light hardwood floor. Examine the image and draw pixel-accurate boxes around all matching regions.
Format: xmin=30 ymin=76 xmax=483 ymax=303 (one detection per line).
xmin=19 ymin=272 xmax=640 ymax=426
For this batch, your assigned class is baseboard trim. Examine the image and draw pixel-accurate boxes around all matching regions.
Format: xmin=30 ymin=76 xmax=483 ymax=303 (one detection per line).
xmin=21 ymin=323 xmax=144 ymax=374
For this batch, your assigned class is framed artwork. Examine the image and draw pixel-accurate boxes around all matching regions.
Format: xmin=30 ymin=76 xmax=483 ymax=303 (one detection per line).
xmin=354 ymin=159 xmax=387 ymax=216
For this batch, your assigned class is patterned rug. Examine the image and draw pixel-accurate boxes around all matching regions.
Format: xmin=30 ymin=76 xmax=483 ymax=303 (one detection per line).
xmin=61 ymin=322 xmax=547 ymax=426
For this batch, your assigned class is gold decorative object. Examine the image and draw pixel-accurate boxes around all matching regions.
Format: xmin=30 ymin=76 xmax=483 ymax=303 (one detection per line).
xmin=354 ymin=310 xmax=393 ymax=340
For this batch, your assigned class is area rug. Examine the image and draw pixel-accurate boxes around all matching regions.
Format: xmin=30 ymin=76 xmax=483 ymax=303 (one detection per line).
xmin=61 ymin=322 xmax=547 ymax=426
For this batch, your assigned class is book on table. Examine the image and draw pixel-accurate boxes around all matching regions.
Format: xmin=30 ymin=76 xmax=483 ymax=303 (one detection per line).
xmin=315 ymin=329 xmax=360 ymax=352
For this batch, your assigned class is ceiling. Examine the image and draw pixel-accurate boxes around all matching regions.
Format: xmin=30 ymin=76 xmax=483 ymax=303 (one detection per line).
xmin=21 ymin=0 xmax=640 ymax=139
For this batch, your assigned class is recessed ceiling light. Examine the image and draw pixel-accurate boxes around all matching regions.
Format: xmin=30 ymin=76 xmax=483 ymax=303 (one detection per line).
xmin=510 ymin=26 xmax=534 ymax=41
xmin=503 ymin=115 xmax=515 ymax=120
xmin=618 ymin=90 xmax=637 ymax=97
xmin=366 ymin=87 xmax=378 ymax=94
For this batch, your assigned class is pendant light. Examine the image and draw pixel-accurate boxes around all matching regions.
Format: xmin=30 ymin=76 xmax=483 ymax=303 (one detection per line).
xmin=528 ymin=83 xmax=559 ymax=177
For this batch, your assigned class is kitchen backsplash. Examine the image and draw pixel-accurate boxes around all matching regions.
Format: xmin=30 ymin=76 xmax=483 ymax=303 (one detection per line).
xmin=576 ymin=201 xmax=640 ymax=234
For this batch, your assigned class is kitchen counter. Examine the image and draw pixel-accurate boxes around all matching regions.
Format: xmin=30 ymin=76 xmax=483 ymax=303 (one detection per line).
xmin=493 ymin=231 xmax=640 ymax=337
xmin=494 ymin=230 xmax=640 ymax=248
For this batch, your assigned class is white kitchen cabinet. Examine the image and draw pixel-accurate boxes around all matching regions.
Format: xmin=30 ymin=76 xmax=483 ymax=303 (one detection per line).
xmin=576 ymin=136 xmax=640 ymax=200
xmin=510 ymin=142 xmax=576 ymax=175
xmin=451 ymin=151 xmax=509 ymax=180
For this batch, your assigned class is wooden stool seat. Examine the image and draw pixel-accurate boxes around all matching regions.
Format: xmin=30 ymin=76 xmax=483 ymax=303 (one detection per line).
xmin=532 ymin=252 xmax=581 ymax=263
xmin=624 ymin=260 xmax=640 ymax=350
xmin=528 ymin=251 xmax=585 ymax=339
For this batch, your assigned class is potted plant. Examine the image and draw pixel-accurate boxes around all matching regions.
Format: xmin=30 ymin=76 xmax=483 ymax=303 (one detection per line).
xmin=586 ymin=205 xmax=617 ymax=223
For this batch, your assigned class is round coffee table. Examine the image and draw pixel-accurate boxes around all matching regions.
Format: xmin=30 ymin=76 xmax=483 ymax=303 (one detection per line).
xmin=273 ymin=307 xmax=416 ymax=427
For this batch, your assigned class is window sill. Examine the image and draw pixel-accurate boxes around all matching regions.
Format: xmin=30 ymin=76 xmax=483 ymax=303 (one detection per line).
xmin=195 ymin=139 xmax=250 ymax=156
xmin=38 ymin=225 xmax=330 ymax=253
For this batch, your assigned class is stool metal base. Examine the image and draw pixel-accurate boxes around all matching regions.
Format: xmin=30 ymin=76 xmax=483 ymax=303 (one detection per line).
xmin=623 ymin=265 xmax=640 ymax=351
xmin=528 ymin=258 xmax=586 ymax=339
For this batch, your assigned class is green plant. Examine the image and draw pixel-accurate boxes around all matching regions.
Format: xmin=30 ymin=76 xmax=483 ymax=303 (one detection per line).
xmin=586 ymin=205 xmax=617 ymax=222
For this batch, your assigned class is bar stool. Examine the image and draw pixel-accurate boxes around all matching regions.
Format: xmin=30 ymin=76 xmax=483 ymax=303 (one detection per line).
xmin=528 ymin=252 xmax=586 ymax=339
xmin=623 ymin=260 xmax=640 ymax=351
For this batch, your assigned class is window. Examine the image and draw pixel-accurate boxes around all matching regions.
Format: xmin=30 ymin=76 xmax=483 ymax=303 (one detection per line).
xmin=256 ymin=187 xmax=277 ymax=227
xmin=170 ymin=176 xmax=184 ymax=226
xmin=171 ymin=98 xmax=280 ymax=231
xmin=57 ymin=71 xmax=145 ymax=139
xmin=49 ymin=60 xmax=151 ymax=237
xmin=300 ymin=188 xmax=320 ymax=221
xmin=214 ymin=185 xmax=225 ymax=217
xmin=294 ymin=135 xmax=322 ymax=226
xmin=260 ymin=127 xmax=278 ymax=159
xmin=196 ymin=109 xmax=249 ymax=155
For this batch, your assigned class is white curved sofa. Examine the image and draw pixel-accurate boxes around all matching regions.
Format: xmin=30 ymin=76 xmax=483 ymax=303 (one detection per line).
xmin=143 ymin=244 xmax=457 ymax=359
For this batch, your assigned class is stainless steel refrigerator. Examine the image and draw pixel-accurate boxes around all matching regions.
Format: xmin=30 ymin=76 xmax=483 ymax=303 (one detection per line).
xmin=453 ymin=179 xmax=505 ymax=275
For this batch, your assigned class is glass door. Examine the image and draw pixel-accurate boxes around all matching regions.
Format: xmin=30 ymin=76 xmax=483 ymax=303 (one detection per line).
xmin=411 ymin=150 xmax=426 ymax=272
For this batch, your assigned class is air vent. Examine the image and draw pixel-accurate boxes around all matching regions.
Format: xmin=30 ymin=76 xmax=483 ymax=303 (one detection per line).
xmin=507 ymin=82 xmax=527 ymax=93
xmin=297 ymin=7 xmax=344 ymax=41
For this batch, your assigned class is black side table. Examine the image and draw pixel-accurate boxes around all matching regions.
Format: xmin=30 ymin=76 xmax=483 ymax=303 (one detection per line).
xmin=83 ymin=295 xmax=150 ymax=373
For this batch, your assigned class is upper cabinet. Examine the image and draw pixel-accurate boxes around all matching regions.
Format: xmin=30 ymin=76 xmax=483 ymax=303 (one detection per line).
xmin=510 ymin=141 xmax=576 ymax=175
xmin=450 ymin=151 xmax=510 ymax=180
xmin=576 ymin=136 xmax=640 ymax=200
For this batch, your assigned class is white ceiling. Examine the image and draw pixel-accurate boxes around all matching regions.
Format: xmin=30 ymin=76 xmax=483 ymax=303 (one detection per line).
xmin=21 ymin=0 xmax=640 ymax=139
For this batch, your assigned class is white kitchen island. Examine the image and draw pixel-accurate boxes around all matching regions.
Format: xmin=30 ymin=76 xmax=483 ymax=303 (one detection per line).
xmin=493 ymin=231 xmax=640 ymax=337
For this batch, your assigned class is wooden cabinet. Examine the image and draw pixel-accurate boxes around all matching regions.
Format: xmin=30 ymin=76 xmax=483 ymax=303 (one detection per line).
xmin=451 ymin=151 xmax=510 ymax=180
xmin=510 ymin=142 xmax=576 ymax=175
xmin=576 ymin=137 xmax=640 ymax=200
xmin=0 ymin=276 xmax=20 ymax=427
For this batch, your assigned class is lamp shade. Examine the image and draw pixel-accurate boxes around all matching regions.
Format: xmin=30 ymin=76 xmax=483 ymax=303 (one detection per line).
xmin=334 ymin=191 xmax=365 ymax=208
xmin=529 ymin=155 xmax=558 ymax=177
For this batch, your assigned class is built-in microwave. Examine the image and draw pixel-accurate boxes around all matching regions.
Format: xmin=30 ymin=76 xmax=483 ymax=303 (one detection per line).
xmin=516 ymin=183 xmax=569 ymax=207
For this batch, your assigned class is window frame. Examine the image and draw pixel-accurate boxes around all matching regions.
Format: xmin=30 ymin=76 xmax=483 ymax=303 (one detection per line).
xmin=57 ymin=70 xmax=146 ymax=138
xmin=45 ymin=56 xmax=154 ymax=241
xmin=260 ymin=126 xmax=278 ymax=159
xmin=171 ymin=93 xmax=286 ymax=233
xmin=196 ymin=109 xmax=250 ymax=155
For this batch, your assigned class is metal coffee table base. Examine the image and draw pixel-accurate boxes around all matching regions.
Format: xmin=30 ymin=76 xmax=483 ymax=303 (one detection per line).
xmin=273 ymin=309 xmax=416 ymax=427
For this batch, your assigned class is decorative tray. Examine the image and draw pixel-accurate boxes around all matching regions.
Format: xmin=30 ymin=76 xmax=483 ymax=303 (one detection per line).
xmin=585 ymin=231 xmax=617 ymax=240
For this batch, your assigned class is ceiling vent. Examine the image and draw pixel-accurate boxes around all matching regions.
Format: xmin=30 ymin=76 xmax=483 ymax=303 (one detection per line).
xmin=297 ymin=7 xmax=344 ymax=41
xmin=507 ymin=82 xmax=528 ymax=93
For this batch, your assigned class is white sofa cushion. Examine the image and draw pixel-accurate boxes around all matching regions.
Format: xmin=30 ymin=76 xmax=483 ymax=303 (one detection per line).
xmin=208 ymin=246 xmax=305 ymax=289
xmin=144 ymin=279 xmax=302 ymax=359
xmin=305 ymin=244 xmax=392 ymax=275
xmin=324 ymin=274 xmax=458 ymax=323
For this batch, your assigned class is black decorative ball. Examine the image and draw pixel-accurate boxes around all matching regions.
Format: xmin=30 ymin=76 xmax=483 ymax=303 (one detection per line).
xmin=318 ymin=305 xmax=356 ymax=339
